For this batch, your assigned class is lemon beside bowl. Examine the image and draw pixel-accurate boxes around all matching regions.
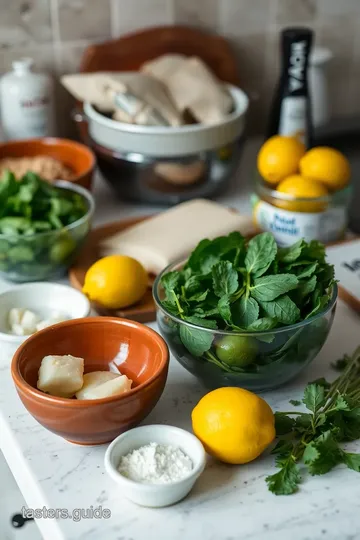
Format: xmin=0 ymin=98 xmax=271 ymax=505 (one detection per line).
xmin=82 ymin=255 xmax=148 ymax=310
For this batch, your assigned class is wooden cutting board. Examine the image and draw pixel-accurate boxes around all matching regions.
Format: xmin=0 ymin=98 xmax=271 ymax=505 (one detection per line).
xmin=69 ymin=216 xmax=157 ymax=323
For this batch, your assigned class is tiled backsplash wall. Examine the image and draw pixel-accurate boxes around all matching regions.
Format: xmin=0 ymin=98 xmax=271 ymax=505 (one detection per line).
xmin=1 ymin=0 xmax=359 ymax=136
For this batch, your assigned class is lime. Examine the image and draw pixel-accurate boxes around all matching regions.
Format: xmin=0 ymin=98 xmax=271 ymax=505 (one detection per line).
xmin=215 ymin=335 xmax=258 ymax=367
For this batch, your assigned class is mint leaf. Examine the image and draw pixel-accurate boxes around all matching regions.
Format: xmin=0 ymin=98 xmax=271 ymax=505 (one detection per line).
xmin=212 ymin=261 xmax=238 ymax=298
xmin=179 ymin=317 xmax=216 ymax=357
xmin=247 ymin=317 xmax=277 ymax=331
xmin=305 ymin=289 xmax=331 ymax=319
xmin=245 ymin=232 xmax=277 ymax=277
xmin=232 ymin=296 xmax=259 ymax=328
xmin=298 ymin=275 xmax=317 ymax=298
xmin=342 ymin=452 xmax=360 ymax=472
xmin=289 ymin=399 xmax=301 ymax=406
xmin=218 ymin=295 xmax=232 ymax=325
xmin=259 ymin=295 xmax=300 ymax=324
xmin=302 ymin=384 xmax=326 ymax=413
xmin=266 ymin=459 xmax=301 ymax=495
xmin=274 ymin=413 xmax=295 ymax=435
xmin=251 ymin=274 xmax=298 ymax=302
xmin=278 ymin=239 xmax=304 ymax=263
xmin=295 ymin=262 xmax=318 ymax=279
xmin=303 ymin=431 xmax=343 ymax=475
xmin=303 ymin=239 xmax=326 ymax=262
xmin=161 ymin=271 xmax=181 ymax=295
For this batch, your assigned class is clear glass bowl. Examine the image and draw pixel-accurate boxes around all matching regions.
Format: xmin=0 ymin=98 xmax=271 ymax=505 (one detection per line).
xmin=0 ymin=181 xmax=94 ymax=283
xmin=153 ymin=260 xmax=338 ymax=392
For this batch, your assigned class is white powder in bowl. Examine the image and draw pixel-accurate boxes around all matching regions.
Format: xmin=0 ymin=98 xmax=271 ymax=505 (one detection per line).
xmin=118 ymin=442 xmax=193 ymax=484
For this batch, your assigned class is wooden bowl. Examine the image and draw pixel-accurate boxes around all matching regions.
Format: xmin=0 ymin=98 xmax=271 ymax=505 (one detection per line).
xmin=11 ymin=317 xmax=169 ymax=445
xmin=0 ymin=137 xmax=96 ymax=190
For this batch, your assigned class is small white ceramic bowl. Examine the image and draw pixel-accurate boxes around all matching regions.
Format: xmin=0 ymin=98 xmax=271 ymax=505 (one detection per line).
xmin=104 ymin=424 xmax=206 ymax=507
xmin=0 ymin=282 xmax=91 ymax=346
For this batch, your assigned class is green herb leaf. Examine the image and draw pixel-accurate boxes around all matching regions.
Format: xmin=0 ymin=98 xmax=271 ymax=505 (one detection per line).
xmin=218 ymin=295 xmax=232 ymax=325
xmin=245 ymin=232 xmax=277 ymax=277
xmin=251 ymin=274 xmax=298 ymax=302
xmin=302 ymin=384 xmax=326 ymax=413
xmin=303 ymin=240 xmax=326 ymax=261
xmin=162 ymin=271 xmax=181 ymax=294
xmin=289 ymin=399 xmax=301 ymax=406
xmin=271 ymin=440 xmax=295 ymax=456
xmin=212 ymin=261 xmax=239 ymax=298
xmin=298 ymin=275 xmax=317 ymax=299
xmin=342 ymin=452 xmax=360 ymax=472
xmin=274 ymin=413 xmax=295 ymax=436
xmin=247 ymin=317 xmax=277 ymax=331
xmin=295 ymin=262 xmax=318 ymax=279
xmin=331 ymin=355 xmax=350 ymax=372
xmin=259 ymin=295 xmax=300 ymax=325
xmin=179 ymin=317 xmax=216 ymax=357
xmin=266 ymin=459 xmax=301 ymax=495
xmin=232 ymin=296 xmax=259 ymax=328
xmin=294 ymin=413 xmax=313 ymax=433
xmin=334 ymin=395 xmax=351 ymax=412
xmin=278 ymin=239 xmax=304 ymax=263
xmin=303 ymin=431 xmax=343 ymax=475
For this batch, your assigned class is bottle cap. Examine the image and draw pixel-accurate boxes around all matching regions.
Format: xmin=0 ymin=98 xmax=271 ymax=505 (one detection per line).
xmin=12 ymin=58 xmax=34 ymax=73
xmin=281 ymin=27 xmax=313 ymax=41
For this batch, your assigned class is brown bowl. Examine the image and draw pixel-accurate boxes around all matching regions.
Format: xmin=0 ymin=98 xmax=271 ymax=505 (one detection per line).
xmin=11 ymin=317 xmax=169 ymax=445
xmin=0 ymin=137 xmax=96 ymax=190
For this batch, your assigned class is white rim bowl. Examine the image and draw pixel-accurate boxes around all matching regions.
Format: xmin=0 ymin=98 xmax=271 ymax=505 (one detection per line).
xmin=0 ymin=282 xmax=91 ymax=344
xmin=104 ymin=424 xmax=206 ymax=507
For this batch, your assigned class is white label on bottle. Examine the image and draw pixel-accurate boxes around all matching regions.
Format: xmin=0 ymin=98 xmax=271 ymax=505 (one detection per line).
xmin=278 ymin=96 xmax=307 ymax=143
xmin=253 ymin=199 xmax=347 ymax=246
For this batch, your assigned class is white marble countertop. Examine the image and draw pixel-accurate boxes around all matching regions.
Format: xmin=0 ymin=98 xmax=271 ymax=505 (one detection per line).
xmin=1 ymin=139 xmax=360 ymax=540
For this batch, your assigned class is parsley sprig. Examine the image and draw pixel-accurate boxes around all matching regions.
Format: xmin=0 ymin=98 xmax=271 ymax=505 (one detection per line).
xmin=266 ymin=345 xmax=360 ymax=495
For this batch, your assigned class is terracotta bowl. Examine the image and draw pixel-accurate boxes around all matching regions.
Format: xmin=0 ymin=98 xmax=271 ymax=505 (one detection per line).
xmin=0 ymin=137 xmax=96 ymax=190
xmin=11 ymin=317 xmax=169 ymax=445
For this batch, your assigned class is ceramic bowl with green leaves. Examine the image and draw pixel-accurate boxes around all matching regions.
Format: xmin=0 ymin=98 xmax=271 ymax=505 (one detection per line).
xmin=153 ymin=232 xmax=337 ymax=392
xmin=0 ymin=172 xmax=94 ymax=282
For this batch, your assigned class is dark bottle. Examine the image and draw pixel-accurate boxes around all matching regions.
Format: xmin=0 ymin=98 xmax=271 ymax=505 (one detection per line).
xmin=267 ymin=27 xmax=314 ymax=148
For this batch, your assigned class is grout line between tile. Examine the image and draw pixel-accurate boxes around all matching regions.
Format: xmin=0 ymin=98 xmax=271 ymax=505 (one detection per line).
xmin=110 ymin=0 xmax=120 ymax=38
xmin=49 ymin=0 xmax=63 ymax=72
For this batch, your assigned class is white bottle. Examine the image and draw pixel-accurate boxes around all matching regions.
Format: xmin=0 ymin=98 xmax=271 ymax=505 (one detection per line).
xmin=0 ymin=58 xmax=55 ymax=140
xmin=309 ymin=47 xmax=333 ymax=128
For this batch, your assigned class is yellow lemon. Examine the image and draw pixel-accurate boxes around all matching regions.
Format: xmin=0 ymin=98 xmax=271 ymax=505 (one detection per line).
xmin=191 ymin=387 xmax=275 ymax=465
xmin=82 ymin=255 xmax=148 ymax=309
xmin=257 ymin=135 xmax=306 ymax=186
xmin=299 ymin=146 xmax=351 ymax=191
xmin=275 ymin=174 xmax=329 ymax=213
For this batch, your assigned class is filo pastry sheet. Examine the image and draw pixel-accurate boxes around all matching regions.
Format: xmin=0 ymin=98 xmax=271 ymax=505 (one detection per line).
xmin=100 ymin=199 xmax=256 ymax=275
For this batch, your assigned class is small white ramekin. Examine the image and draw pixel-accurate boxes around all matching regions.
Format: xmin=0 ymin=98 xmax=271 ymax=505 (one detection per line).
xmin=0 ymin=282 xmax=91 ymax=346
xmin=104 ymin=424 xmax=206 ymax=507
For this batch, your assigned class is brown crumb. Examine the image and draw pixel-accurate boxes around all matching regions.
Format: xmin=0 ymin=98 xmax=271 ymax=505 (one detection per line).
xmin=0 ymin=156 xmax=74 ymax=182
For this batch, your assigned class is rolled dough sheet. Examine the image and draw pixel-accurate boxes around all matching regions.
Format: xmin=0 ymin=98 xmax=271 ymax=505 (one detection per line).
xmin=101 ymin=199 xmax=255 ymax=274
